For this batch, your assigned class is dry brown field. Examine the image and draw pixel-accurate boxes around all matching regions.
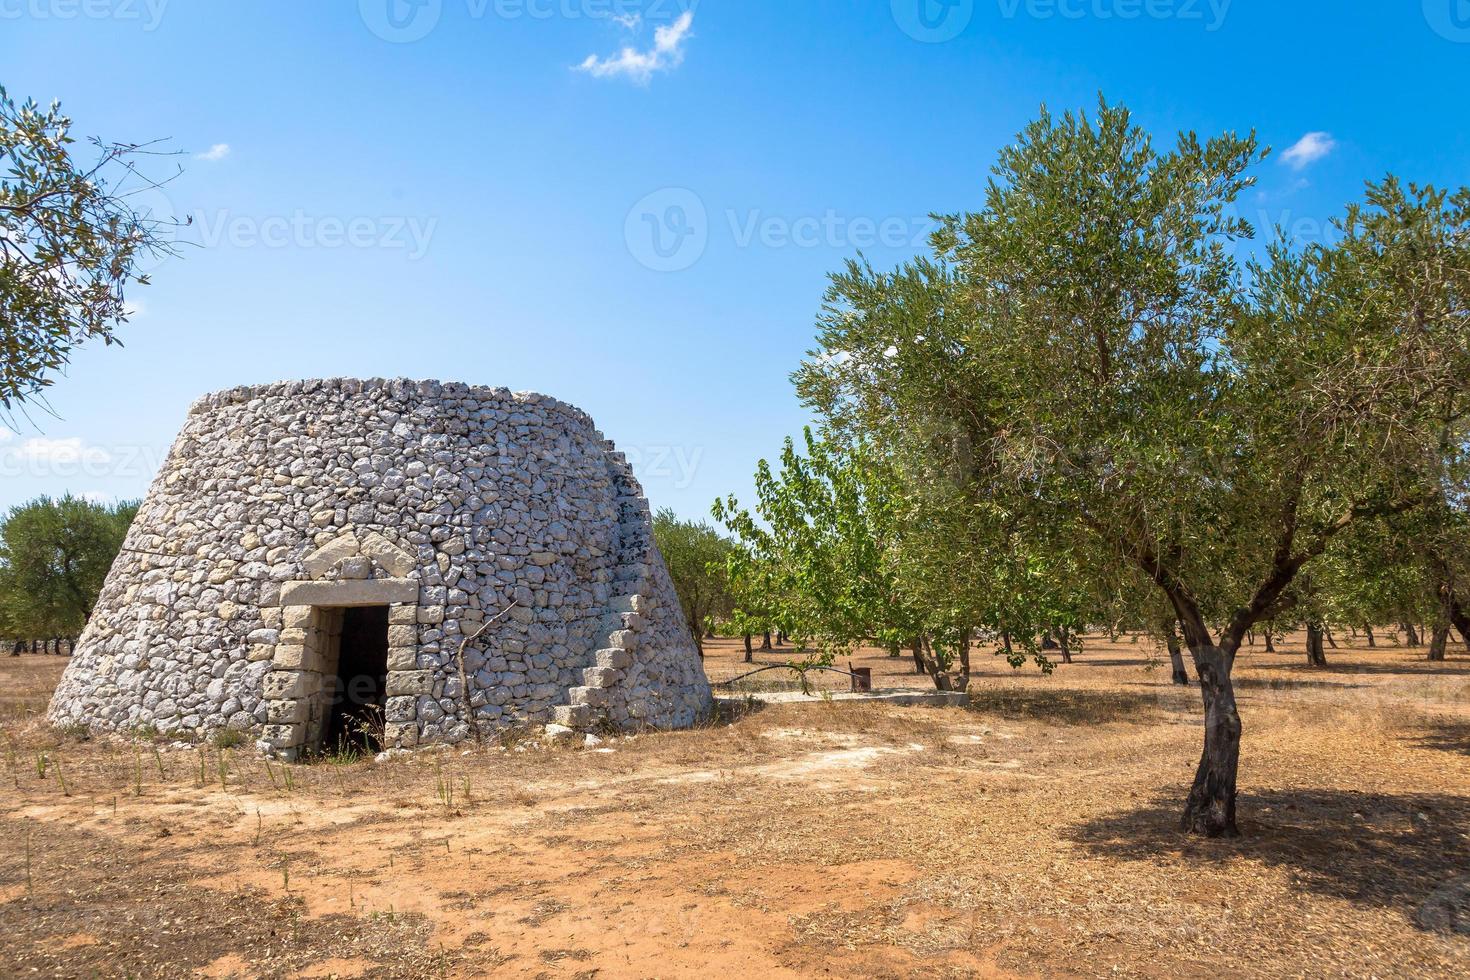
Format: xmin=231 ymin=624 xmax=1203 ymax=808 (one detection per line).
xmin=1 ymin=632 xmax=1467 ymax=978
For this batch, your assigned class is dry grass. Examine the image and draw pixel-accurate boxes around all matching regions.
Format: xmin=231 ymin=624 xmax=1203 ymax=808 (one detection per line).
xmin=0 ymin=633 xmax=1467 ymax=978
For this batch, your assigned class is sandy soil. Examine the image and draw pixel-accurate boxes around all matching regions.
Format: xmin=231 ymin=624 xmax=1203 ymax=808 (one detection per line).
xmin=1 ymin=632 xmax=1467 ymax=978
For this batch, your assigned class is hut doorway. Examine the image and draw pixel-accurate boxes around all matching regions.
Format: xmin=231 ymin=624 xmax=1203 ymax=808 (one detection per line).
xmin=325 ymin=605 xmax=390 ymax=753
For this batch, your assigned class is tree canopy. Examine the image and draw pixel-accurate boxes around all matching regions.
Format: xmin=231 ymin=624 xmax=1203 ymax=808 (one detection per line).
xmin=650 ymin=507 xmax=735 ymax=653
xmin=1 ymin=86 xmax=180 ymax=413
xmin=0 ymin=494 xmax=137 ymax=639
xmin=741 ymin=99 xmax=1469 ymax=836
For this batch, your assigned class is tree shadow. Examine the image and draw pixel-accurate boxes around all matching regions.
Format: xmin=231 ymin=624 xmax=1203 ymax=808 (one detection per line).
xmin=1406 ymin=720 xmax=1470 ymax=758
xmin=1229 ymin=676 xmax=1368 ymax=692
xmin=1067 ymin=787 xmax=1470 ymax=929
xmin=1248 ymin=660 xmax=1470 ymax=677
xmin=965 ymin=687 xmax=1185 ymax=725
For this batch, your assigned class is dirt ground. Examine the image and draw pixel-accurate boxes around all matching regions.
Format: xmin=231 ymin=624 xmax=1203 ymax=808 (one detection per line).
xmin=1 ymin=632 xmax=1467 ymax=979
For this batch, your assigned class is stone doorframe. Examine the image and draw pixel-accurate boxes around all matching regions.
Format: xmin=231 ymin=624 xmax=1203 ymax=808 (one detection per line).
xmin=258 ymin=578 xmax=422 ymax=758
xmin=255 ymin=530 xmax=426 ymax=758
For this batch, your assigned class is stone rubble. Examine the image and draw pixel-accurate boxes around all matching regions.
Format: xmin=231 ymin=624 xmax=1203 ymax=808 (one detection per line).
xmin=48 ymin=379 xmax=713 ymax=754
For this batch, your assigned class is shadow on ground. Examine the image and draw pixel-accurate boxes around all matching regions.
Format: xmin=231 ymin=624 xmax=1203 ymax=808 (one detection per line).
xmin=1246 ymin=659 xmax=1470 ymax=677
xmin=1067 ymin=787 xmax=1470 ymax=930
xmin=965 ymin=687 xmax=1185 ymax=725
xmin=1406 ymin=720 xmax=1470 ymax=758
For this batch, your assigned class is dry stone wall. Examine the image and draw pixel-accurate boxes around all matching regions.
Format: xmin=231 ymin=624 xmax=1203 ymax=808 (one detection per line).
xmin=48 ymin=379 xmax=712 ymax=753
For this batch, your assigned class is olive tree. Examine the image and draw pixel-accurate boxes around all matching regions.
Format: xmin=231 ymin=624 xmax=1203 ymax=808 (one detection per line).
xmin=1 ymin=86 xmax=181 ymax=412
xmin=0 ymin=495 xmax=138 ymax=638
xmin=798 ymin=101 xmax=1470 ymax=836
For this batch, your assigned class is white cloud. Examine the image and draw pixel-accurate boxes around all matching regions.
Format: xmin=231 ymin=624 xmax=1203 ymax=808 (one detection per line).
xmin=196 ymin=143 xmax=231 ymax=162
xmin=1281 ymin=132 xmax=1336 ymax=171
xmin=576 ymin=11 xmax=694 ymax=84
xmin=7 ymin=437 xmax=111 ymax=466
xmin=0 ymin=425 xmax=13 ymax=443
xmin=611 ymin=12 xmax=641 ymax=30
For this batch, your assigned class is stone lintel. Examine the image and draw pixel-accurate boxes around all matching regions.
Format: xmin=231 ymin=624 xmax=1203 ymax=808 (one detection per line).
xmin=280 ymin=578 xmax=418 ymax=607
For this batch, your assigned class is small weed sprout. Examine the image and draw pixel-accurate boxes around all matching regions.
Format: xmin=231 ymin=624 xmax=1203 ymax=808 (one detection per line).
xmin=213 ymin=729 xmax=245 ymax=749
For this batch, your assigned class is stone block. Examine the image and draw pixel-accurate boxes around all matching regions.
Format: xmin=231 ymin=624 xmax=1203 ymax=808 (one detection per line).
xmin=360 ymin=531 xmax=417 ymax=577
xmin=385 ymin=670 xmax=434 ymax=697
xmin=569 ymin=686 xmax=608 ymax=708
xmin=388 ymin=624 xmax=417 ymax=647
xmin=606 ymin=630 xmax=637 ymax=651
xmin=263 ymin=670 xmax=311 ymax=700
xmin=387 ymin=647 xmax=419 ymax=671
xmin=595 ymin=648 xmax=633 ymax=670
xmin=383 ymin=722 xmax=419 ymax=748
xmin=581 ymin=666 xmax=622 ymax=688
xmin=303 ymin=533 xmax=360 ymax=578
xmin=267 ymin=699 xmax=306 ymax=724
xmin=272 ymin=644 xmax=309 ymax=670
xmin=551 ymin=703 xmax=594 ymax=727
xmin=280 ymin=577 xmax=419 ymax=606
xmin=385 ymin=695 xmax=418 ymax=722
xmin=282 ymin=605 xmax=314 ymax=629
xmin=609 ymin=594 xmax=644 ymax=614
xmin=261 ymin=722 xmax=304 ymax=749
xmin=389 ymin=604 xmax=417 ymax=625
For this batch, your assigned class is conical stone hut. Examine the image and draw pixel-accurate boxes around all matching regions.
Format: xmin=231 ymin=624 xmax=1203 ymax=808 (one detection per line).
xmin=48 ymin=379 xmax=712 ymax=756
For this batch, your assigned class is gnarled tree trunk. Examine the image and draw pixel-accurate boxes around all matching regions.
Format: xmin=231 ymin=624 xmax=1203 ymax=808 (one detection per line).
xmin=1448 ymin=595 xmax=1470 ymax=653
xmin=1176 ymin=627 xmax=1241 ymax=837
xmin=1428 ymin=623 xmax=1449 ymax=662
xmin=1306 ymin=621 xmax=1328 ymax=667
xmin=1166 ymin=630 xmax=1190 ymax=686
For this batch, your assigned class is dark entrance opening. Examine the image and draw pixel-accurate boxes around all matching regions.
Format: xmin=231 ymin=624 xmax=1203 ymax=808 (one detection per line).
xmin=326 ymin=605 xmax=389 ymax=753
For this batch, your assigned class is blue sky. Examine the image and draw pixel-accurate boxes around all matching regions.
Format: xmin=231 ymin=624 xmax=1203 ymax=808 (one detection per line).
xmin=2 ymin=1 xmax=1468 ymax=521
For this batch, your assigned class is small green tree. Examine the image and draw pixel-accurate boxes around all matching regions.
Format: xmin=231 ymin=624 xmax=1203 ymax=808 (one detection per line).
xmin=650 ymin=508 xmax=734 ymax=654
xmin=715 ymin=430 xmax=925 ymax=666
xmin=1 ymin=87 xmax=182 ymax=412
xmin=0 ymin=495 xmax=137 ymax=638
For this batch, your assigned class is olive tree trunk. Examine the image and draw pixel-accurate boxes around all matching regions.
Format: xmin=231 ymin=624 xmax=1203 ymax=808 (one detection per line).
xmin=1448 ymin=595 xmax=1470 ymax=653
xmin=1428 ymin=623 xmax=1449 ymax=662
xmin=1166 ymin=630 xmax=1190 ymax=686
xmin=1179 ymin=636 xmax=1241 ymax=837
xmin=1306 ymin=621 xmax=1328 ymax=667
